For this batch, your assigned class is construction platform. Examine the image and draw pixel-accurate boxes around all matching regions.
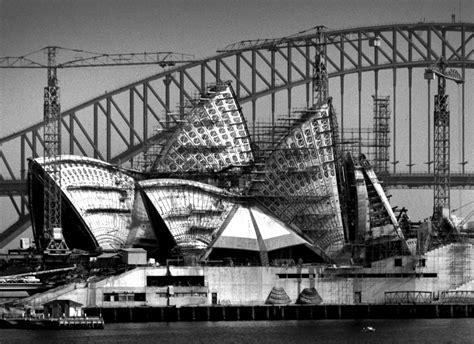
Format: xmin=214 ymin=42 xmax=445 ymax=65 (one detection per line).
xmin=0 ymin=316 xmax=104 ymax=329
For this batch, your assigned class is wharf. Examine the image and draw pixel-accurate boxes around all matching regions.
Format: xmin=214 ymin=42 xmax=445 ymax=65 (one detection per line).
xmin=0 ymin=316 xmax=104 ymax=329
xmin=85 ymin=304 xmax=474 ymax=323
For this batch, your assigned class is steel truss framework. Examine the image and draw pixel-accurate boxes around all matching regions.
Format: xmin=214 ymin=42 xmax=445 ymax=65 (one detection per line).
xmin=384 ymin=291 xmax=433 ymax=304
xmin=1 ymin=22 xmax=474 ymax=247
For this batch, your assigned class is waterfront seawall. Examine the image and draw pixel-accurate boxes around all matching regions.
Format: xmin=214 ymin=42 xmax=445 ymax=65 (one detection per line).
xmin=84 ymin=304 xmax=474 ymax=322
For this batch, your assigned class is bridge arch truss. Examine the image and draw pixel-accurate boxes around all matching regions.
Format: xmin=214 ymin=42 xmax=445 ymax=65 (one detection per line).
xmin=1 ymin=22 xmax=473 ymax=246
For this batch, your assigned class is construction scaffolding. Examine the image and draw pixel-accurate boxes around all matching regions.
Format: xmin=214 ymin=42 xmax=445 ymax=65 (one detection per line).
xmin=248 ymin=101 xmax=346 ymax=257
xmin=126 ymin=78 xmax=409 ymax=265
xmin=139 ymin=121 xmax=177 ymax=173
xmin=340 ymin=95 xmax=391 ymax=183
xmin=341 ymin=128 xmax=376 ymax=161
xmin=372 ymin=96 xmax=391 ymax=180
xmin=449 ymin=243 xmax=472 ymax=289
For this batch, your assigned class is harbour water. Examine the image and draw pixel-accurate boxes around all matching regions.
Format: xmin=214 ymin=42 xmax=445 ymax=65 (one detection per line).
xmin=1 ymin=319 xmax=473 ymax=344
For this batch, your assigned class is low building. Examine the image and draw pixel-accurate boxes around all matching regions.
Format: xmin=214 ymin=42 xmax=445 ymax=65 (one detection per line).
xmin=19 ymin=242 xmax=473 ymax=310
xmin=121 ymin=248 xmax=147 ymax=266
xmin=43 ymin=299 xmax=83 ymax=318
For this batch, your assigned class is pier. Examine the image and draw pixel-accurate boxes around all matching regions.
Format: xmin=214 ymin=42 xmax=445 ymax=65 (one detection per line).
xmin=84 ymin=304 xmax=474 ymax=323
xmin=0 ymin=316 xmax=104 ymax=329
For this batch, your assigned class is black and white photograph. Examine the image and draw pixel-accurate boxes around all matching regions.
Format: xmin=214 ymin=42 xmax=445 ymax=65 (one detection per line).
xmin=1 ymin=0 xmax=473 ymax=343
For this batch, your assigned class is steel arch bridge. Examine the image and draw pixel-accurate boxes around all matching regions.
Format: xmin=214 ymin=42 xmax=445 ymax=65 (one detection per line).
xmin=1 ymin=22 xmax=474 ymax=247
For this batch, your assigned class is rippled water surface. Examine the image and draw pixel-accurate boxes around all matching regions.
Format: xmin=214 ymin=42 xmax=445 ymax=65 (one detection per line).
xmin=1 ymin=319 xmax=474 ymax=344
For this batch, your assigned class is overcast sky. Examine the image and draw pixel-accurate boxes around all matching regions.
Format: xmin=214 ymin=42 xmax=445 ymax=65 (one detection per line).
xmin=2 ymin=0 xmax=471 ymax=57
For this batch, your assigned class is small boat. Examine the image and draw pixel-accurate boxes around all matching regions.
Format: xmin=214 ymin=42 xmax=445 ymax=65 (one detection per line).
xmin=361 ymin=326 xmax=376 ymax=333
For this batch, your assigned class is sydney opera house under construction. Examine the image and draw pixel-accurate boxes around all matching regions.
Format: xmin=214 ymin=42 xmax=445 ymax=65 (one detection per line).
xmin=23 ymin=82 xmax=473 ymax=308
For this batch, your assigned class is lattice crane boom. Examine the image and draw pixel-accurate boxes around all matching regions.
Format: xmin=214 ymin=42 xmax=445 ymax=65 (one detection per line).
xmin=457 ymin=210 xmax=474 ymax=231
xmin=425 ymin=62 xmax=464 ymax=84
xmin=0 ymin=46 xmax=197 ymax=69
xmin=218 ymin=26 xmax=327 ymax=52
xmin=218 ymin=25 xmax=377 ymax=52
xmin=1 ymin=46 xmax=198 ymax=255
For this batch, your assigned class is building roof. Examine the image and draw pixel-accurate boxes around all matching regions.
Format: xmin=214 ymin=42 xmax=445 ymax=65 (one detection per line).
xmin=29 ymin=156 xmax=136 ymax=252
xmin=210 ymin=205 xmax=308 ymax=252
xmin=140 ymin=178 xmax=237 ymax=251
xmin=121 ymin=247 xmax=147 ymax=253
xmin=250 ymin=103 xmax=345 ymax=255
xmin=151 ymin=82 xmax=254 ymax=173
xmin=43 ymin=299 xmax=84 ymax=307
xmin=200 ymin=203 xmax=328 ymax=264
xmin=97 ymin=252 xmax=120 ymax=259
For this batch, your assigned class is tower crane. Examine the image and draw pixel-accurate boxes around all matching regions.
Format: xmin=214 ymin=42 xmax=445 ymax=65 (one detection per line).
xmin=0 ymin=47 xmax=197 ymax=256
xmin=219 ymin=26 xmax=330 ymax=106
xmin=219 ymin=26 xmax=379 ymax=108
xmin=424 ymin=58 xmax=464 ymax=240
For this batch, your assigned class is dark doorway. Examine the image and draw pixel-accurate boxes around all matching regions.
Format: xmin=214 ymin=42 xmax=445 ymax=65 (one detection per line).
xmin=354 ymin=291 xmax=362 ymax=304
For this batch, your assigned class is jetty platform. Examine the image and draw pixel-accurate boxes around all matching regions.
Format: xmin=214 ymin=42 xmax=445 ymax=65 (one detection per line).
xmin=0 ymin=316 xmax=104 ymax=329
xmin=83 ymin=304 xmax=474 ymax=323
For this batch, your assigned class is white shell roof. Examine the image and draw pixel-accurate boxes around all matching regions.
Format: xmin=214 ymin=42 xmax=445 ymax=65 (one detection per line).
xmin=34 ymin=155 xmax=135 ymax=251
xmin=152 ymin=83 xmax=254 ymax=173
xmin=140 ymin=178 xmax=235 ymax=197
xmin=34 ymin=155 xmax=116 ymax=168
xmin=212 ymin=205 xmax=309 ymax=252
xmin=139 ymin=178 xmax=237 ymax=250
xmin=219 ymin=206 xmax=257 ymax=239
xmin=252 ymin=103 xmax=345 ymax=254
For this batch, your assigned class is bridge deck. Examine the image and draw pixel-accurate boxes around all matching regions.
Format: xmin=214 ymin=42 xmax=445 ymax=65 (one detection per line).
xmin=386 ymin=173 xmax=474 ymax=189
xmin=1 ymin=173 xmax=473 ymax=196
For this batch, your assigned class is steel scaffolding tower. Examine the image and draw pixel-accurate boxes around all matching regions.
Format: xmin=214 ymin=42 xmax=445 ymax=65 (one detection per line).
xmin=339 ymin=95 xmax=391 ymax=183
xmin=372 ymin=96 xmax=391 ymax=181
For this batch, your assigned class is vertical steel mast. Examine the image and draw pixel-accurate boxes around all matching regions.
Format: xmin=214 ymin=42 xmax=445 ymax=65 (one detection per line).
xmin=424 ymin=58 xmax=463 ymax=229
xmin=312 ymin=27 xmax=328 ymax=107
xmin=433 ymin=59 xmax=450 ymax=224
xmin=43 ymin=47 xmax=69 ymax=255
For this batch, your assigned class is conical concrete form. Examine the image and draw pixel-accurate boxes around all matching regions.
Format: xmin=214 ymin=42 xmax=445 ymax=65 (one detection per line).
xmin=296 ymin=287 xmax=323 ymax=305
xmin=265 ymin=287 xmax=291 ymax=305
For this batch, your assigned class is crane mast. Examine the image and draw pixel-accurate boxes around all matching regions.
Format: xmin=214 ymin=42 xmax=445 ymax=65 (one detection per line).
xmin=43 ymin=47 xmax=69 ymax=255
xmin=1 ymin=46 xmax=198 ymax=256
xmin=433 ymin=59 xmax=450 ymax=224
xmin=424 ymin=58 xmax=463 ymax=244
